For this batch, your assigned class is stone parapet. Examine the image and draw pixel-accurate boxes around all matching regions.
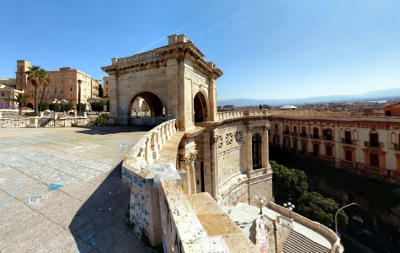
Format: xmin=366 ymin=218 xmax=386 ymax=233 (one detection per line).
xmin=267 ymin=202 xmax=343 ymax=253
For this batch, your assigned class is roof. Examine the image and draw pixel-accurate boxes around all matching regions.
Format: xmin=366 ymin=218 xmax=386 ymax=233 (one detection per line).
xmin=384 ymin=102 xmax=400 ymax=110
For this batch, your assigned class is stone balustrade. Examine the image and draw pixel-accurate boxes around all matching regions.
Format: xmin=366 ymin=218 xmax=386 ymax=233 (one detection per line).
xmin=0 ymin=115 xmax=90 ymax=128
xmin=217 ymin=110 xmax=269 ymax=121
xmin=125 ymin=119 xmax=177 ymax=166
xmin=267 ymin=202 xmax=343 ymax=253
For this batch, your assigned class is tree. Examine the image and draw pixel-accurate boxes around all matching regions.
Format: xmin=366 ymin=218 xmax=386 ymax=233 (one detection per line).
xmin=38 ymin=71 xmax=49 ymax=111
xmin=298 ymin=191 xmax=348 ymax=228
xmin=26 ymin=66 xmax=47 ymax=115
xmin=271 ymin=160 xmax=308 ymax=202
xmin=14 ymin=93 xmax=29 ymax=116
xmin=99 ymin=85 xmax=104 ymax=98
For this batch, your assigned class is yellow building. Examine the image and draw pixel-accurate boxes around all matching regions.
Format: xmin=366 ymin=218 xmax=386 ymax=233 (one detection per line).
xmin=16 ymin=60 xmax=99 ymax=106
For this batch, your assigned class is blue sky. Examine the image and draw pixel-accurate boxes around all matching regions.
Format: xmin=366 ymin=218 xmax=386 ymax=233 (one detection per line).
xmin=0 ymin=0 xmax=399 ymax=100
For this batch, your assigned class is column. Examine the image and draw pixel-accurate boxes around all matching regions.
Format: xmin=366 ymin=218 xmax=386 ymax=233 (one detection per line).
xmin=208 ymin=74 xmax=217 ymax=121
xmin=262 ymin=126 xmax=270 ymax=168
xmin=245 ymin=125 xmax=253 ymax=175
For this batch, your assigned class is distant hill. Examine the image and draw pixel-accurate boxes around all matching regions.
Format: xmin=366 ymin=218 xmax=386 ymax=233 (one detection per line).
xmin=218 ymin=88 xmax=400 ymax=106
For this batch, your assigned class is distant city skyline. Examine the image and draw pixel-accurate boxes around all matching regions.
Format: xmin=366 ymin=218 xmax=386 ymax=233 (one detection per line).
xmin=1 ymin=0 xmax=399 ymax=100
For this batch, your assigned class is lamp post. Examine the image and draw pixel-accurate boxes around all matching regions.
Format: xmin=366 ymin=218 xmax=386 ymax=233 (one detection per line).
xmin=283 ymin=202 xmax=295 ymax=220
xmin=77 ymin=79 xmax=82 ymax=113
xmin=335 ymin=202 xmax=358 ymax=237
xmin=254 ymin=195 xmax=266 ymax=215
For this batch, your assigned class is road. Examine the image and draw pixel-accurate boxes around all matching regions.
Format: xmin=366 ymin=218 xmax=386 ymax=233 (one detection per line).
xmin=0 ymin=126 xmax=158 ymax=253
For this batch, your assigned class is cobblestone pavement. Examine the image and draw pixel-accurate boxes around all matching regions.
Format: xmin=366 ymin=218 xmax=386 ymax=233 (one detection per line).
xmin=0 ymin=126 xmax=158 ymax=253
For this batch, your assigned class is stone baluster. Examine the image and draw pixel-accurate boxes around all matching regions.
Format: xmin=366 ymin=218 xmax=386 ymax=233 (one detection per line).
xmin=151 ymin=132 xmax=160 ymax=161
xmin=145 ymin=137 xmax=152 ymax=163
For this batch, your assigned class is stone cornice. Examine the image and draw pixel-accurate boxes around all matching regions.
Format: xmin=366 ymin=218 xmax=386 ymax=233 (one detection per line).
xmin=101 ymin=40 xmax=223 ymax=78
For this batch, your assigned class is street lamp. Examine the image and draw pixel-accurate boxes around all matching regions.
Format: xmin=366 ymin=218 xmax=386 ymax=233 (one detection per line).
xmin=77 ymin=79 xmax=82 ymax=113
xmin=283 ymin=202 xmax=295 ymax=220
xmin=254 ymin=195 xmax=266 ymax=215
xmin=335 ymin=202 xmax=358 ymax=237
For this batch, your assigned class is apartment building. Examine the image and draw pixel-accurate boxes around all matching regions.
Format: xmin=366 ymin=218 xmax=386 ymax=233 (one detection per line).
xmin=16 ymin=60 xmax=99 ymax=106
xmin=91 ymin=79 xmax=101 ymax=98
xmin=269 ymin=111 xmax=400 ymax=183
xmin=0 ymin=78 xmax=23 ymax=108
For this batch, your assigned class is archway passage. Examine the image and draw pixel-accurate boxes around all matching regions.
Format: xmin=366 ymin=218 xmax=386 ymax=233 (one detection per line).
xmin=252 ymin=133 xmax=262 ymax=170
xmin=194 ymin=92 xmax=207 ymax=123
xmin=128 ymin=92 xmax=165 ymax=117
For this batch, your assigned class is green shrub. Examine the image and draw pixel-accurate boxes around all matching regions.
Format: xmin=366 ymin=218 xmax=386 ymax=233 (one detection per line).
xmin=91 ymin=101 xmax=105 ymax=113
xmin=106 ymin=100 xmax=110 ymax=112
xmin=94 ymin=113 xmax=110 ymax=126
xmin=49 ymin=103 xmax=62 ymax=112
xmin=62 ymin=102 xmax=73 ymax=112
xmin=76 ymin=103 xmax=86 ymax=112
xmin=39 ymin=102 xmax=49 ymax=111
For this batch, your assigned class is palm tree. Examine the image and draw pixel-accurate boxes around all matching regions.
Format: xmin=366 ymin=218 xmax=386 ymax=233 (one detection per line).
xmin=39 ymin=70 xmax=49 ymax=111
xmin=26 ymin=66 xmax=48 ymax=115
xmin=26 ymin=66 xmax=41 ymax=114
xmin=14 ymin=93 xmax=29 ymax=116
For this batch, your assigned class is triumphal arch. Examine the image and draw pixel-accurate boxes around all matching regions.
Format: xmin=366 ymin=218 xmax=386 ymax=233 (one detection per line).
xmin=102 ymin=34 xmax=272 ymax=205
xmin=102 ymin=35 xmax=342 ymax=252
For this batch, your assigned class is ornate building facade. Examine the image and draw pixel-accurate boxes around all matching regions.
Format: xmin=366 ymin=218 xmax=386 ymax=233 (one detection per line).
xmin=269 ymin=113 xmax=400 ymax=183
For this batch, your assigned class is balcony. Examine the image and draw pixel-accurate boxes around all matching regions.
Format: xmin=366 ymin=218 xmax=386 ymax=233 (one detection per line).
xmin=323 ymin=135 xmax=333 ymax=141
xmin=300 ymin=132 xmax=307 ymax=138
xmin=341 ymin=138 xmax=353 ymax=145
xmin=364 ymin=141 xmax=383 ymax=148
xmin=312 ymin=135 xmax=320 ymax=140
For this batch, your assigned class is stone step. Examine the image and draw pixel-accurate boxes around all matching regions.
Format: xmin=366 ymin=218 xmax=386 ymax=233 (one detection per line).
xmin=283 ymin=230 xmax=330 ymax=253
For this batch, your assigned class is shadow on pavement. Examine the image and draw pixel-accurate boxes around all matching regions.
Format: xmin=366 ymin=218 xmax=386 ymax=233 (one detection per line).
xmin=75 ymin=125 xmax=152 ymax=135
xmin=68 ymin=164 xmax=157 ymax=253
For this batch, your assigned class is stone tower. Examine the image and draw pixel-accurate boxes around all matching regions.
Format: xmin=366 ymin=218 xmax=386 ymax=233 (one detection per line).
xmin=16 ymin=60 xmax=31 ymax=92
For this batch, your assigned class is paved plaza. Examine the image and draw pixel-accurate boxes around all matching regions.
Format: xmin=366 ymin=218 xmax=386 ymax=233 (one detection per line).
xmin=0 ymin=126 xmax=158 ymax=252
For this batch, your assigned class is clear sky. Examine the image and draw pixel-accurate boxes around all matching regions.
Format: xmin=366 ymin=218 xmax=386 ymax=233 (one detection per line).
xmin=1 ymin=0 xmax=399 ymax=100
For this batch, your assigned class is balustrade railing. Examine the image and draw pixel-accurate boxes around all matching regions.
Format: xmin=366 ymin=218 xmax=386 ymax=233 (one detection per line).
xmin=126 ymin=119 xmax=177 ymax=165
xmin=216 ymin=109 xmax=269 ymax=121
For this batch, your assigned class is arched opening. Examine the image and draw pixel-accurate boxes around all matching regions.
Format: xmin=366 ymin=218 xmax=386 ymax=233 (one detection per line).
xmin=129 ymin=92 xmax=165 ymax=117
xmin=194 ymin=92 xmax=207 ymax=123
xmin=27 ymin=103 xmax=33 ymax=109
xmin=252 ymin=133 xmax=262 ymax=170
xmin=128 ymin=92 xmax=165 ymax=125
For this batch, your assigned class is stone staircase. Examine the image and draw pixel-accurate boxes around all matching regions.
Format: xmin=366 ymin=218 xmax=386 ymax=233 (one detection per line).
xmin=283 ymin=230 xmax=330 ymax=253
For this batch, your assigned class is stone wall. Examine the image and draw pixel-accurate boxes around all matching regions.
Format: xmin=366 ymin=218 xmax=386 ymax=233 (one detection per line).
xmin=0 ymin=115 xmax=90 ymax=128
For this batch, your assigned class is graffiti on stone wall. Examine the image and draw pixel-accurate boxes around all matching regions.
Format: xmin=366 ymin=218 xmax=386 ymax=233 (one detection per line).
xmin=123 ymin=168 xmax=150 ymax=234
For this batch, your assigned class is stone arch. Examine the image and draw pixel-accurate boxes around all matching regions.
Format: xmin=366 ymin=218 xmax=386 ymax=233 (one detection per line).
xmin=252 ymin=133 xmax=262 ymax=170
xmin=193 ymin=91 xmax=208 ymax=123
xmin=128 ymin=91 xmax=165 ymax=117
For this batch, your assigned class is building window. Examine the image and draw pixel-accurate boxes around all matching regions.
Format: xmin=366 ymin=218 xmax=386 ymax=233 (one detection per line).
xmin=61 ymin=80 xmax=63 ymax=84
xmin=323 ymin=129 xmax=333 ymax=140
xmin=345 ymin=150 xmax=352 ymax=161
xmin=370 ymin=153 xmax=379 ymax=168
xmin=369 ymin=133 xmax=379 ymax=147
xmin=106 ymin=81 xmax=109 ymax=84
xmin=313 ymin=127 xmax=319 ymax=139
xmin=54 ymin=80 xmax=57 ymax=85
xmin=252 ymin=133 xmax=262 ymax=170
xmin=313 ymin=143 xmax=319 ymax=156
xmin=70 ymin=87 xmax=72 ymax=91
xmin=1 ymin=92 xmax=4 ymax=97
xmin=284 ymin=125 xmax=289 ymax=134
xmin=69 ymin=79 xmax=72 ymax=84
xmin=344 ymin=131 xmax=352 ymax=144
xmin=326 ymin=145 xmax=332 ymax=156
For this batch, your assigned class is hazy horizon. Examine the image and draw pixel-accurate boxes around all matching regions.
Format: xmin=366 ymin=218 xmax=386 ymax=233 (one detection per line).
xmin=1 ymin=0 xmax=399 ymax=100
